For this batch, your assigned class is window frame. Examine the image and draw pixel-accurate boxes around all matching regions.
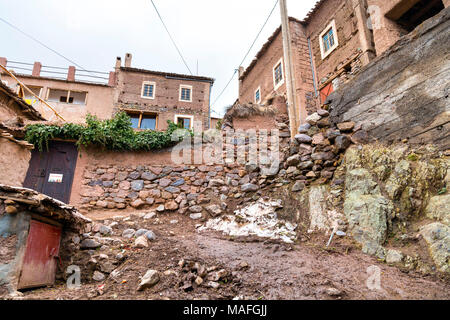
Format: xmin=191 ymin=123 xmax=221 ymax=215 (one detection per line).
xmin=179 ymin=85 xmax=193 ymax=103
xmin=255 ymin=86 xmax=261 ymax=104
xmin=174 ymin=114 xmax=194 ymax=130
xmin=46 ymin=88 xmax=88 ymax=106
xmin=141 ymin=81 xmax=156 ymax=100
xmin=319 ymin=20 xmax=339 ymax=60
xmin=273 ymin=58 xmax=285 ymax=90
xmin=126 ymin=110 xmax=158 ymax=131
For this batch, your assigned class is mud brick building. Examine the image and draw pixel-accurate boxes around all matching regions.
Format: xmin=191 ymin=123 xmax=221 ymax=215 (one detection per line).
xmin=0 ymin=57 xmax=116 ymax=123
xmin=0 ymin=81 xmax=43 ymax=187
xmin=238 ymin=0 xmax=450 ymax=122
xmin=0 ymin=53 xmax=215 ymax=129
xmin=113 ymin=54 xmax=215 ymax=131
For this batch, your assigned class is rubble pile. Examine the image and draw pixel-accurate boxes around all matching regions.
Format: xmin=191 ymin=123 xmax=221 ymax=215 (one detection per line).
xmin=176 ymin=259 xmax=233 ymax=292
xmin=199 ymin=198 xmax=297 ymax=243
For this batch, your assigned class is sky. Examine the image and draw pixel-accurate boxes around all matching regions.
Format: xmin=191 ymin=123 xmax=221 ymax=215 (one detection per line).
xmin=0 ymin=0 xmax=318 ymax=117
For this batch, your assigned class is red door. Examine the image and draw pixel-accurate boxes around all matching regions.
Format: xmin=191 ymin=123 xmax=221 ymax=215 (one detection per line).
xmin=18 ymin=220 xmax=62 ymax=290
xmin=320 ymin=83 xmax=334 ymax=104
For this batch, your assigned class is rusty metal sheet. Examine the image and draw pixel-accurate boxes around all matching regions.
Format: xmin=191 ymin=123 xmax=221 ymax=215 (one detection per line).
xmin=18 ymin=219 xmax=62 ymax=290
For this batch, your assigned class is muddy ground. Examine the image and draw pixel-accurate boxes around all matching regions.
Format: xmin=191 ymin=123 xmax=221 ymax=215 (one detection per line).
xmin=18 ymin=210 xmax=450 ymax=300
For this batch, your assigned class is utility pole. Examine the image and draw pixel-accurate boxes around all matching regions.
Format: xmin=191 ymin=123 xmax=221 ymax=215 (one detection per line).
xmin=279 ymin=0 xmax=299 ymax=140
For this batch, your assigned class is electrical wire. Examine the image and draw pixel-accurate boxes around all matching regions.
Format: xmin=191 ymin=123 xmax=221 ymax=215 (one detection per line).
xmin=149 ymin=0 xmax=193 ymax=75
xmin=210 ymin=0 xmax=279 ymax=110
xmin=0 ymin=16 xmax=96 ymax=76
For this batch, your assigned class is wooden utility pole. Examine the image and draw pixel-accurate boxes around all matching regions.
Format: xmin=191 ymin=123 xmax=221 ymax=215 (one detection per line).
xmin=279 ymin=0 xmax=299 ymax=140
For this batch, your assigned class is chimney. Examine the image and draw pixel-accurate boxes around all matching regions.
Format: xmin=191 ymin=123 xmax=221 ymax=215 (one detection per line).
xmin=115 ymin=56 xmax=122 ymax=70
xmin=108 ymin=71 xmax=116 ymax=87
xmin=0 ymin=57 xmax=7 ymax=67
xmin=67 ymin=66 xmax=76 ymax=81
xmin=32 ymin=62 xmax=42 ymax=77
xmin=238 ymin=66 xmax=244 ymax=78
xmin=124 ymin=53 xmax=132 ymax=68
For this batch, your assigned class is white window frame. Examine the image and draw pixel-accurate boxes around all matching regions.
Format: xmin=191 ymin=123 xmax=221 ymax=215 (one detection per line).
xmin=255 ymin=86 xmax=261 ymax=104
xmin=174 ymin=114 xmax=194 ymax=129
xmin=179 ymin=85 xmax=193 ymax=102
xmin=273 ymin=58 xmax=285 ymax=90
xmin=319 ymin=20 xmax=339 ymax=60
xmin=141 ymin=81 xmax=156 ymax=99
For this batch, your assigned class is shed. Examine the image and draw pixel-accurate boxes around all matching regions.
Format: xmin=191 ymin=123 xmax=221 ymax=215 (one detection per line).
xmin=0 ymin=184 xmax=90 ymax=296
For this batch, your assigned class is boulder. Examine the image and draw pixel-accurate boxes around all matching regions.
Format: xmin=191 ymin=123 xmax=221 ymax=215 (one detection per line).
xmin=337 ymin=121 xmax=355 ymax=132
xmin=137 ymin=270 xmax=160 ymax=291
xmin=286 ymin=154 xmax=301 ymax=166
xmin=305 ymin=113 xmax=322 ymax=125
xmin=386 ymin=249 xmax=404 ymax=264
xmin=93 ymin=271 xmax=105 ymax=282
xmin=134 ymin=236 xmax=149 ymax=249
xmin=122 ymin=229 xmax=136 ymax=239
xmin=80 ymin=239 xmax=101 ymax=249
xmin=425 ymin=194 xmax=450 ymax=226
xmin=206 ymin=204 xmax=222 ymax=217
xmin=241 ymin=183 xmax=259 ymax=192
xmin=292 ymin=181 xmax=305 ymax=192
xmin=131 ymin=180 xmax=144 ymax=192
xmin=295 ymin=134 xmax=312 ymax=144
xmin=420 ymin=223 xmax=450 ymax=273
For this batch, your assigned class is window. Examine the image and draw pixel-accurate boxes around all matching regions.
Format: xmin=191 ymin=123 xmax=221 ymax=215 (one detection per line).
xmin=23 ymin=86 xmax=42 ymax=106
xmin=319 ymin=20 xmax=339 ymax=59
xmin=179 ymin=85 xmax=192 ymax=102
xmin=255 ymin=87 xmax=261 ymax=104
xmin=128 ymin=112 xmax=157 ymax=130
xmin=141 ymin=81 xmax=155 ymax=99
xmin=47 ymin=89 xmax=87 ymax=105
xmin=175 ymin=115 xmax=194 ymax=130
xmin=273 ymin=59 xmax=284 ymax=89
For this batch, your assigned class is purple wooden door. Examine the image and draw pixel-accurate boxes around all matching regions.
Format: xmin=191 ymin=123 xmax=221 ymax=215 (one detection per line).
xmin=24 ymin=141 xmax=78 ymax=204
xmin=18 ymin=220 xmax=62 ymax=290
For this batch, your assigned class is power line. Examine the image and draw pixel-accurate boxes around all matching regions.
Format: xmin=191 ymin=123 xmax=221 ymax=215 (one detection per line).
xmin=150 ymin=0 xmax=193 ymax=76
xmin=0 ymin=16 xmax=96 ymax=76
xmin=211 ymin=0 xmax=279 ymax=109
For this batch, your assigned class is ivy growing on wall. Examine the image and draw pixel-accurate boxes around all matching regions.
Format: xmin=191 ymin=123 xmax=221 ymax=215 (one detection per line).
xmin=25 ymin=112 xmax=189 ymax=152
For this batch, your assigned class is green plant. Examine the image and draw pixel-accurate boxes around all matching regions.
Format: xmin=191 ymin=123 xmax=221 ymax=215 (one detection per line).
xmin=215 ymin=119 xmax=223 ymax=130
xmin=25 ymin=112 xmax=189 ymax=152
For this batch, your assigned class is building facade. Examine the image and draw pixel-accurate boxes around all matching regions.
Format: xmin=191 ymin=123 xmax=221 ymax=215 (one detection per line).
xmin=113 ymin=54 xmax=215 ymax=131
xmin=238 ymin=0 xmax=449 ymax=122
xmin=0 ymin=53 xmax=215 ymax=130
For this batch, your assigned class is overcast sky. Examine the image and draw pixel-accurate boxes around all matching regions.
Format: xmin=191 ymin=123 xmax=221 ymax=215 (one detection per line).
xmin=0 ymin=0 xmax=318 ymax=117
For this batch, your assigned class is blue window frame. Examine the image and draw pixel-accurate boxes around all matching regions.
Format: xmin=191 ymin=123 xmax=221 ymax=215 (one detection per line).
xmin=322 ymin=28 xmax=335 ymax=53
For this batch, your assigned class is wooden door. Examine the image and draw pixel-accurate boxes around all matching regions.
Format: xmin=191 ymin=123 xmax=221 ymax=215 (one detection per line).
xmin=18 ymin=220 xmax=62 ymax=290
xmin=24 ymin=141 xmax=78 ymax=204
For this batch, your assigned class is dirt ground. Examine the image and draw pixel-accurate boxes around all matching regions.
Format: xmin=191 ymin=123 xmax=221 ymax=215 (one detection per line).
xmin=18 ymin=210 xmax=450 ymax=300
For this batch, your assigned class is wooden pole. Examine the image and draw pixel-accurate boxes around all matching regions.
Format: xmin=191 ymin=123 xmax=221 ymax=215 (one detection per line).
xmin=279 ymin=0 xmax=299 ymax=140
xmin=0 ymin=63 xmax=65 ymax=121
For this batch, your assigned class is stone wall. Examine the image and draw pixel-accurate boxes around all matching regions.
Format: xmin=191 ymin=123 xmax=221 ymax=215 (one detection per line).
xmin=327 ymin=7 xmax=450 ymax=150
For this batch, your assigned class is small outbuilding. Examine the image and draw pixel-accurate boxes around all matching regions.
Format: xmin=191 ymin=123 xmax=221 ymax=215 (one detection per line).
xmin=0 ymin=184 xmax=90 ymax=296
